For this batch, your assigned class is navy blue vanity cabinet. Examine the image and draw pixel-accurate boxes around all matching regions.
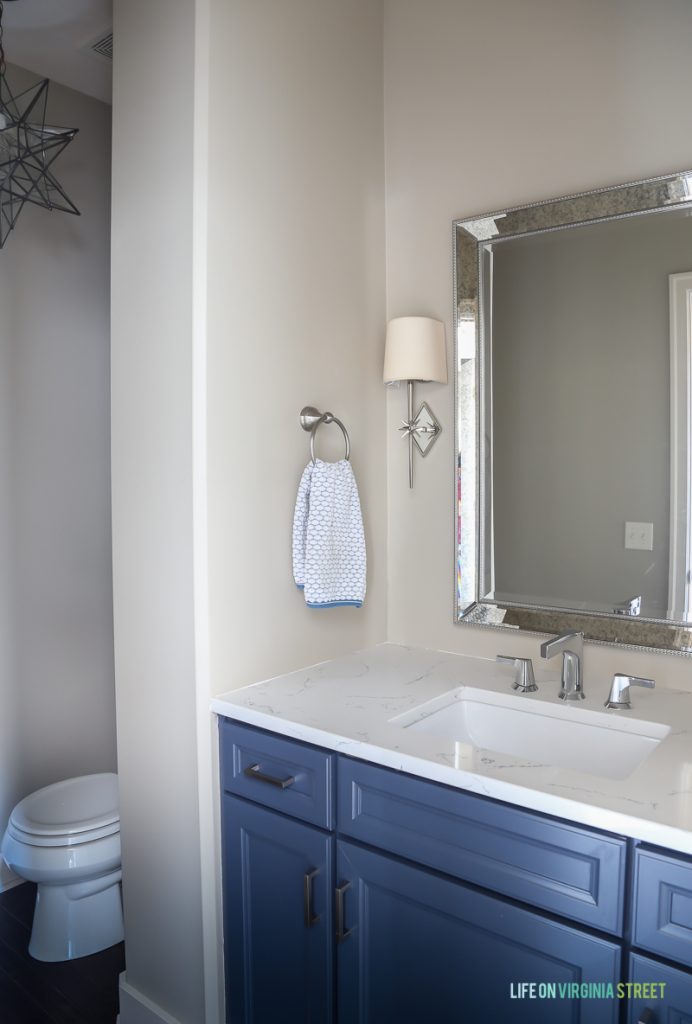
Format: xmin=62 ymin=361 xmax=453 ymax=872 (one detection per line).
xmin=222 ymin=796 xmax=334 ymax=1024
xmin=221 ymin=719 xmax=691 ymax=1024
xmin=337 ymin=754 xmax=626 ymax=935
xmin=220 ymin=717 xmax=334 ymax=830
xmin=220 ymin=720 xmax=335 ymax=1024
xmin=628 ymin=846 xmax=692 ymax=1022
xmin=336 ymin=839 xmax=620 ymax=1024
xmin=336 ymin=751 xmax=625 ymax=1024
xmin=632 ymin=847 xmax=692 ymax=969
xmin=627 ymin=953 xmax=692 ymax=1023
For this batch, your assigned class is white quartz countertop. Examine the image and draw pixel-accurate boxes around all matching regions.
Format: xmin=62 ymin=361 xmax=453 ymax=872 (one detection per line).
xmin=211 ymin=643 xmax=692 ymax=855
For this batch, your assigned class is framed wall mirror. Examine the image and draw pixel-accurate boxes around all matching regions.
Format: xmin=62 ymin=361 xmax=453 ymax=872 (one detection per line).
xmin=454 ymin=170 xmax=692 ymax=653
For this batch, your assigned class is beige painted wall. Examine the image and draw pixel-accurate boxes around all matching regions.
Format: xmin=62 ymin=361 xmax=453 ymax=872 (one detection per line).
xmin=384 ymin=0 xmax=692 ymax=687
xmin=112 ymin=0 xmax=385 ymax=1020
xmin=0 ymin=67 xmax=114 ymax=887
xmin=111 ymin=2 xmax=205 ymax=1021
xmin=10 ymin=70 xmax=116 ymax=793
xmin=0 ymin=266 xmax=18 ymax=890
xmin=206 ymin=0 xmax=387 ymax=695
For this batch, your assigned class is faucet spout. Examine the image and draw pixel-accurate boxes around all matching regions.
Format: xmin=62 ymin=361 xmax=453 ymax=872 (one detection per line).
xmin=540 ymin=631 xmax=585 ymax=701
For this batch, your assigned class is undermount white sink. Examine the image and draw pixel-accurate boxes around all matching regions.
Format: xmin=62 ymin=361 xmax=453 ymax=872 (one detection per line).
xmin=392 ymin=687 xmax=670 ymax=780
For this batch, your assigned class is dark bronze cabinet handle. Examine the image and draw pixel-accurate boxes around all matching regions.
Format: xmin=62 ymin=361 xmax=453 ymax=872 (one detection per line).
xmin=303 ymin=869 xmax=319 ymax=928
xmin=335 ymin=882 xmax=353 ymax=943
xmin=243 ymin=763 xmax=296 ymax=789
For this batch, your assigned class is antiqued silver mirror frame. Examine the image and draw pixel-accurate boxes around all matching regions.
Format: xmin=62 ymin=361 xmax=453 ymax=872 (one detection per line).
xmin=454 ymin=169 xmax=692 ymax=654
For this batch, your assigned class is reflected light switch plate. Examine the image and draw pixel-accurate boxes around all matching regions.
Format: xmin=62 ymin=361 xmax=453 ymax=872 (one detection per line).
xmin=625 ymin=521 xmax=654 ymax=551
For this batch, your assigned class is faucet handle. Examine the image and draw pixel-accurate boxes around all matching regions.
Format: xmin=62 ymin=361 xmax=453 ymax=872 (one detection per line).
xmin=496 ymin=655 xmax=538 ymax=693
xmin=604 ymin=673 xmax=655 ymax=709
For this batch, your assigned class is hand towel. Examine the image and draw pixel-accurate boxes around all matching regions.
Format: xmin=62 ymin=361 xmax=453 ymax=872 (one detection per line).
xmin=292 ymin=459 xmax=366 ymax=608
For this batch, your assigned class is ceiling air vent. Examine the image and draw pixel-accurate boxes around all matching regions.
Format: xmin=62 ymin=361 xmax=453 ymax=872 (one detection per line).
xmin=87 ymin=31 xmax=113 ymax=62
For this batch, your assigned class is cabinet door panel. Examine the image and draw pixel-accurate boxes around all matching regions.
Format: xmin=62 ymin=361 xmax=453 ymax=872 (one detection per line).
xmin=222 ymin=795 xmax=333 ymax=1024
xmin=628 ymin=954 xmax=692 ymax=1024
xmin=337 ymin=840 xmax=620 ymax=1024
xmin=633 ymin=848 xmax=692 ymax=969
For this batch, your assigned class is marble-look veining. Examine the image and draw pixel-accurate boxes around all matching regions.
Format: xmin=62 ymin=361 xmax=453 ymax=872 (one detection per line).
xmin=211 ymin=644 xmax=692 ymax=855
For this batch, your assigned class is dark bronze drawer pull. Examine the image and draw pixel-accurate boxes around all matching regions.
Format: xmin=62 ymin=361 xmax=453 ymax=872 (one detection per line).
xmin=335 ymin=881 xmax=353 ymax=943
xmin=303 ymin=868 xmax=320 ymax=928
xmin=244 ymin=763 xmax=296 ymax=789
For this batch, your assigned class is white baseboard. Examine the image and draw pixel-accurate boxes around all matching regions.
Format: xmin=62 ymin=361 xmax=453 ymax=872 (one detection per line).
xmin=117 ymin=973 xmax=183 ymax=1024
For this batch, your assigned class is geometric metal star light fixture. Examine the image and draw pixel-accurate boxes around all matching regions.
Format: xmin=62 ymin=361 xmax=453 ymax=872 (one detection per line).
xmin=0 ymin=0 xmax=79 ymax=248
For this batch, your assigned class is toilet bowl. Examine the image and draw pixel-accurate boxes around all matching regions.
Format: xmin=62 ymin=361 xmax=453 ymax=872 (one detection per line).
xmin=1 ymin=773 xmax=123 ymax=962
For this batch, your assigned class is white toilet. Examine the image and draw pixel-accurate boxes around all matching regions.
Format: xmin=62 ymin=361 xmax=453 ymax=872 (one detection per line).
xmin=1 ymin=773 xmax=123 ymax=962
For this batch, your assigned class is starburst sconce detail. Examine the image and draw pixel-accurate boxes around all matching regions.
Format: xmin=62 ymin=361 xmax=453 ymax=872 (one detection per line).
xmin=398 ymin=401 xmax=442 ymax=455
xmin=0 ymin=1 xmax=80 ymax=248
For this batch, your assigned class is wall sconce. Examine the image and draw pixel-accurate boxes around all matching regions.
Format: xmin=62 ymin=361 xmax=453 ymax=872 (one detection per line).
xmin=383 ymin=316 xmax=447 ymax=488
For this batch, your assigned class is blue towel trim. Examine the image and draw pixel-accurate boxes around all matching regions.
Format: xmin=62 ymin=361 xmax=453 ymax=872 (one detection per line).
xmin=306 ymin=600 xmax=363 ymax=608
xmin=296 ymin=583 xmax=304 ymax=589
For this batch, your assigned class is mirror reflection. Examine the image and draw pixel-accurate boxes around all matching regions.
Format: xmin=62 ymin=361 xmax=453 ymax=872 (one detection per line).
xmin=455 ymin=172 xmax=692 ymax=650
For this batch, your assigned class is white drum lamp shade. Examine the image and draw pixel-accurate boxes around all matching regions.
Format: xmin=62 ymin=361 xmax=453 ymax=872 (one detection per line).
xmin=383 ymin=316 xmax=447 ymax=487
xmin=383 ymin=316 xmax=447 ymax=384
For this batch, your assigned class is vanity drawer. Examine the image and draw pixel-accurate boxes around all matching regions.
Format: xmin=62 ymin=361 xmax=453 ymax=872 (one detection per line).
xmin=632 ymin=847 xmax=692 ymax=968
xmin=627 ymin=953 xmax=692 ymax=1024
xmin=337 ymin=756 xmax=626 ymax=935
xmin=220 ymin=719 xmax=334 ymax=829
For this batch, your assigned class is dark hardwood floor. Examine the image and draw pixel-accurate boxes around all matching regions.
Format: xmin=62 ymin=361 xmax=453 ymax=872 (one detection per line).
xmin=0 ymin=882 xmax=125 ymax=1024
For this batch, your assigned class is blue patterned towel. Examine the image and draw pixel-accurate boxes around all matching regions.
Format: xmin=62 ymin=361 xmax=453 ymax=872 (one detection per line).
xmin=292 ymin=459 xmax=366 ymax=608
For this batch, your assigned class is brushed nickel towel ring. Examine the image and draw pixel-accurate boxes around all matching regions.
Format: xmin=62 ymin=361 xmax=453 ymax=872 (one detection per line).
xmin=300 ymin=406 xmax=351 ymax=462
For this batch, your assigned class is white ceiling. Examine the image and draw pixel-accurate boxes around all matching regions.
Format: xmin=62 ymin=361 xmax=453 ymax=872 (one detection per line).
xmin=2 ymin=0 xmax=112 ymax=105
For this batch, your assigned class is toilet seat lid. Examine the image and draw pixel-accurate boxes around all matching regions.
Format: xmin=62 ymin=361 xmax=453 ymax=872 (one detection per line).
xmin=10 ymin=773 xmax=119 ymax=837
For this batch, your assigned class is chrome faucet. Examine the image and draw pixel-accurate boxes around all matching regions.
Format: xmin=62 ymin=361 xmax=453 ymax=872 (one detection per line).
xmin=540 ymin=631 xmax=585 ymax=701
